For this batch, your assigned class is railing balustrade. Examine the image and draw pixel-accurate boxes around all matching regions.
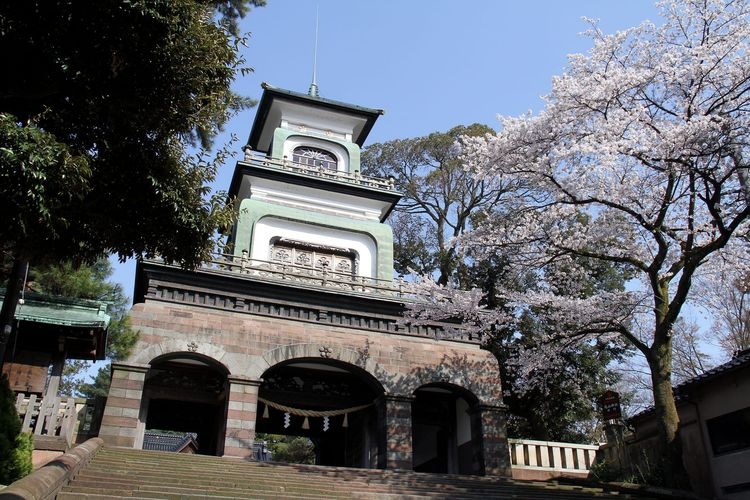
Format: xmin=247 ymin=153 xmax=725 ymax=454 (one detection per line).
xmin=145 ymin=254 xmax=482 ymax=343
xmin=14 ymin=393 xmax=79 ymax=447
xmin=242 ymin=150 xmax=397 ymax=192
xmin=508 ymin=438 xmax=599 ymax=475
xmin=203 ymin=252 xmax=407 ymax=298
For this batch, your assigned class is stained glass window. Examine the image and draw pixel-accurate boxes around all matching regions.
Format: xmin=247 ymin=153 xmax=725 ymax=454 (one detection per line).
xmin=292 ymin=146 xmax=338 ymax=171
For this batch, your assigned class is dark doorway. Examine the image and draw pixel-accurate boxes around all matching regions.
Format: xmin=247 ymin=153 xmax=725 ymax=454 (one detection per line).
xmin=412 ymin=385 xmax=481 ymax=475
xmin=256 ymin=359 xmax=383 ymax=468
xmin=141 ymin=356 xmax=229 ymax=456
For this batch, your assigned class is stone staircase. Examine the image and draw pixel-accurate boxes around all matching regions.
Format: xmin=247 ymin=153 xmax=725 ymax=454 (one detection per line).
xmin=55 ymin=446 xmax=668 ymax=499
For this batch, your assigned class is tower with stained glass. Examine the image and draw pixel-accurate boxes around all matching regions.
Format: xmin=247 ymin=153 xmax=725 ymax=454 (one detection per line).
xmin=98 ymin=83 xmax=511 ymax=477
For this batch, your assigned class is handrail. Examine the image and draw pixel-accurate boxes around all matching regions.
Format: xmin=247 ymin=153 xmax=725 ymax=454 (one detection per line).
xmin=1 ymin=438 xmax=103 ymax=499
xmin=242 ymin=150 xmax=397 ymax=192
xmin=203 ymin=251 xmax=407 ymax=298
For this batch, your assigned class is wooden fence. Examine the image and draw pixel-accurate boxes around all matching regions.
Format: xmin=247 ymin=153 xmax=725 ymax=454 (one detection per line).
xmin=509 ymin=438 xmax=599 ymax=476
xmin=15 ymin=393 xmax=80 ymax=448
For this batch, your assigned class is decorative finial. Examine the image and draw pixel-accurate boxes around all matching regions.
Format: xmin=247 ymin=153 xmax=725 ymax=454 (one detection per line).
xmin=308 ymin=5 xmax=320 ymax=97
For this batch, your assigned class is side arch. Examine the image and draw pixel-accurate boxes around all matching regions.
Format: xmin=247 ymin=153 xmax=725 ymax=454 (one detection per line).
xmin=412 ymin=381 xmax=484 ymax=475
xmin=137 ymin=351 xmax=231 ymax=456
xmin=392 ymin=351 xmax=504 ymax=406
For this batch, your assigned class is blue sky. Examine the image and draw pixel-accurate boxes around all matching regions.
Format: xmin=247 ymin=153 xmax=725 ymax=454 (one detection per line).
xmin=110 ymin=0 xmax=663 ymax=301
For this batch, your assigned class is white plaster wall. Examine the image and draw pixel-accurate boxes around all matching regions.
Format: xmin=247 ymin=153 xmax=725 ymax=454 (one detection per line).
xmin=249 ymin=177 xmax=384 ymax=221
xmin=252 ymin=216 xmax=377 ymax=277
xmin=277 ymin=100 xmax=363 ymax=143
xmin=456 ymin=397 xmax=472 ymax=446
xmin=696 ymin=372 xmax=750 ymax=498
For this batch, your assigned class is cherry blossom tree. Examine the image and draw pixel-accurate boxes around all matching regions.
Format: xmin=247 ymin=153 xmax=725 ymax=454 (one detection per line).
xmin=410 ymin=0 xmax=750 ymax=487
xmin=696 ymin=255 xmax=750 ymax=356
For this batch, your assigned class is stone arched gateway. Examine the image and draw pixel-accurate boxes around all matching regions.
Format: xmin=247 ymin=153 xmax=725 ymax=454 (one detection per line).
xmin=136 ymin=353 xmax=230 ymax=456
xmin=255 ymin=357 xmax=385 ymax=468
xmin=99 ymin=83 xmax=512 ymax=476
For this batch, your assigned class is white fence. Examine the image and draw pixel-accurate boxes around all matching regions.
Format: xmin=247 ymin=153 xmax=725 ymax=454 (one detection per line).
xmin=509 ymin=438 xmax=599 ymax=475
xmin=15 ymin=393 xmax=79 ymax=447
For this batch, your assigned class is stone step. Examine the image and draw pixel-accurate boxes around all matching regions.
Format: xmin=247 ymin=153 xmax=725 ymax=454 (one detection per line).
xmin=57 ymin=494 xmax=158 ymax=500
xmin=86 ymin=455 xmax=538 ymax=490
xmin=75 ymin=468 xmax=348 ymax=489
xmin=64 ymin=477 xmax=348 ymax=498
xmin=60 ymin=485 xmax=345 ymax=500
xmin=62 ymin=447 xmax=656 ymax=500
xmin=68 ymin=476 xmax=500 ymax=500
xmin=74 ymin=468 xmax=581 ymax=499
xmin=65 ymin=475 xmax=350 ymax=497
xmin=80 ymin=461 xmax=513 ymax=493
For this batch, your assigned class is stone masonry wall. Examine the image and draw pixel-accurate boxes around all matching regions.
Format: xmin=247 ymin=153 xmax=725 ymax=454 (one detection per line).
xmin=98 ymin=364 xmax=147 ymax=448
xmin=100 ymin=288 xmax=510 ymax=474
xmin=124 ymin=300 xmax=503 ymax=403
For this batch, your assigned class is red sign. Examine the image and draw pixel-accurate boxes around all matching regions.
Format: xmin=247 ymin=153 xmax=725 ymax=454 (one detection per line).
xmin=599 ymin=390 xmax=622 ymax=420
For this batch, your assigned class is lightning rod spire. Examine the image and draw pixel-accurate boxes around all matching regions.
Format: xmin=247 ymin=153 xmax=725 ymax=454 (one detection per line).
xmin=308 ymin=6 xmax=320 ymax=97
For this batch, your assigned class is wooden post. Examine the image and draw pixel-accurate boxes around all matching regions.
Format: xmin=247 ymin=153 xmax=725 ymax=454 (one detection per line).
xmin=46 ymin=349 xmax=65 ymax=401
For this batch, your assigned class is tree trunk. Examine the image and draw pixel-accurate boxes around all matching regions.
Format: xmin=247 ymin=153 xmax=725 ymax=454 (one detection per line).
xmin=0 ymin=258 xmax=28 ymax=372
xmin=647 ymin=343 xmax=690 ymax=489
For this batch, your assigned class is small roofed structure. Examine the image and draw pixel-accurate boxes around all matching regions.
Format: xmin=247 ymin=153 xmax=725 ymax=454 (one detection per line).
xmin=1 ymin=291 xmax=109 ymax=398
xmin=143 ymin=431 xmax=199 ymax=454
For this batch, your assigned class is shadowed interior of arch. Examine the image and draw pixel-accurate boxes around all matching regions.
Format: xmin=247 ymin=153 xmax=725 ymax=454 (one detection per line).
xmin=412 ymin=383 xmax=482 ymax=475
xmin=140 ymin=354 xmax=229 ymax=456
xmin=256 ymin=358 xmax=385 ymax=468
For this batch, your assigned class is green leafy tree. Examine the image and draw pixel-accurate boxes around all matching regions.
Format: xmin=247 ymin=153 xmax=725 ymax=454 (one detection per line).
xmin=0 ymin=375 xmax=32 ymax=485
xmin=0 ymin=0 xmax=265 ymax=369
xmin=362 ymin=124 xmax=516 ymax=285
xmin=257 ymin=434 xmax=315 ymax=464
xmin=462 ymin=251 xmax=631 ymax=443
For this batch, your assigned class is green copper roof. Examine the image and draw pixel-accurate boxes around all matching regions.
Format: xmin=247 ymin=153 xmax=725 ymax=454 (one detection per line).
xmin=0 ymin=292 xmax=111 ymax=329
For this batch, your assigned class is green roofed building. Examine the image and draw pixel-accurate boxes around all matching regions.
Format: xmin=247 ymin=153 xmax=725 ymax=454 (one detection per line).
xmin=1 ymin=292 xmax=109 ymax=398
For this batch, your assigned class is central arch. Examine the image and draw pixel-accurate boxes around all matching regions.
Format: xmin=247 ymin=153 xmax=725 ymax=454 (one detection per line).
xmin=255 ymin=358 xmax=385 ymax=468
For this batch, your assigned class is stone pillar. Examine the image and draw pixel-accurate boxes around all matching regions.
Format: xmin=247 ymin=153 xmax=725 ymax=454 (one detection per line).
xmin=223 ymin=376 xmax=261 ymax=459
xmin=381 ymin=395 xmax=414 ymax=470
xmin=478 ymin=403 xmax=512 ymax=476
xmin=468 ymin=406 xmax=486 ymax=475
xmin=98 ymin=363 xmax=148 ymax=448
